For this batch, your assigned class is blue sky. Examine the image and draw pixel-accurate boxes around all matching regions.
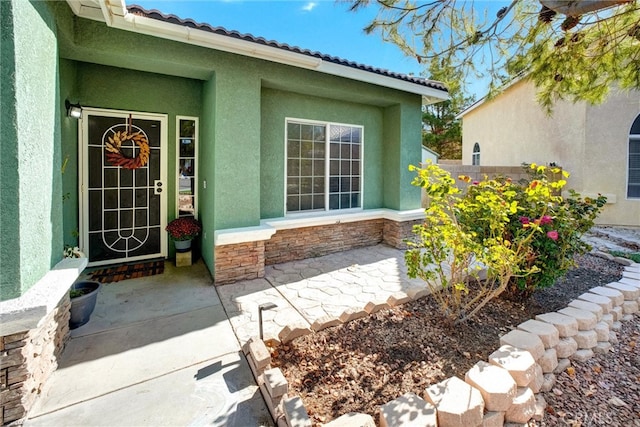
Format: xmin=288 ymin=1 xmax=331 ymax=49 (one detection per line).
xmin=132 ymin=0 xmax=504 ymax=98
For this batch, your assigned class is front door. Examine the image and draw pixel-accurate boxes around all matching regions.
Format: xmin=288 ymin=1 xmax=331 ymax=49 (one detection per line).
xmin=79 ymin=109 xmax=167 ymax=266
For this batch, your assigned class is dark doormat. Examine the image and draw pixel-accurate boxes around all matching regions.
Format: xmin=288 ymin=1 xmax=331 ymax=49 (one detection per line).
xmin=90 ymin=260 xmax=164 ymax=283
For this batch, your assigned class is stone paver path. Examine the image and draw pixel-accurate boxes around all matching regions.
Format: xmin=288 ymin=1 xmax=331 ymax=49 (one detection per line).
xmin=217 ymin=244 xmax=426 ymax=345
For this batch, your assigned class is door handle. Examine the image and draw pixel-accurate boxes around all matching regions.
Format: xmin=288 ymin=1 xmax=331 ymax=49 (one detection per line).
xmin=154 ymin=180 xmax=163 ymax=195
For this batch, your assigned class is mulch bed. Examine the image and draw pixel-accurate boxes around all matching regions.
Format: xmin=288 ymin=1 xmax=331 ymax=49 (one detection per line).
xmin=90 ymin=260 xmax=164 ymax=283
xmin=270 ymin=254 xmax=639 ymax=426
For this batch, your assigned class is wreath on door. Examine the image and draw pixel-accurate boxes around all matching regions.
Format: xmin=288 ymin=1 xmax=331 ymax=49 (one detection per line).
xmin=105 ymin=130 xmax=150 ymax=169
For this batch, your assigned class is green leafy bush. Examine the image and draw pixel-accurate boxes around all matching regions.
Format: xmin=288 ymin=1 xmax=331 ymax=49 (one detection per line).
xmin=406 ymin=163 xmax=606 ymax=323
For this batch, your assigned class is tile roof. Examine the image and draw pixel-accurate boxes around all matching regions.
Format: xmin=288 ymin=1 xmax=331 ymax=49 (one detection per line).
xmin=127 ymin=5 xmax=447 ymax=93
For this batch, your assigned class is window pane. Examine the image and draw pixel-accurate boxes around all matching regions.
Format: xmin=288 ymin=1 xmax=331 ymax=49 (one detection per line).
xmin=287 ymin=196 xmax=299 ymax=211
xmin=330 ymin=126 xmax=341 ymax=142
xmin=341 ymin=177 xmax=350 ymax=192
xmin=314 ymin=177 xmax=324 ymax=193
xmin=301 ymin=124 xmax=313 ymax=141
xmin=352 ymin=161 xmax=360 ymax=175
xmin=301 ymin=159 xmax=312 ymax=176
xmin=351 ymin=193 xmax=360 ymax=208
xmin=287 ymin=177 xmax=299 ymax=195
xmin=313 ymin=160 xmax=324 ymax=176
xmin=352 ymin=177 xmax=360 ymax=192
xmin=287 ymin=159 xmax=300 ymax=176
xmin=330 ymin=143 xmax=339 ymax=158
xmin=314 ymin=142 xmax=325 ymax=157
xmin=287 ymin=123 xmax=300 ymax=139
xmin=341 ymin=160 xmax=350 ymax=175
xmin=352 ymin=144 xmax=360 ymax=159
xmin=329 ymin=177 xmax=339 ymax=193
xmin=341 ymin=144 xmax=351 ymax=159
xmin=352 ymin=128 xmax=361 ymax=144
xmin=301 ymin=141 xmax=313 ymax=158
xmin=340 ymin=194 xmax=350 ymax=208
xmin=287 ymin=140 xmax=300 ymax=158
xmin=300 ymin=195 xmax=313 ymax=210
xmin=329 ymin=194 xmax=339 ymax=210
xmin=313 ymin=194 xmax=325 ymax=210
xmin=180 ymin=120 xmax=196 ymax=138
xmin=301 ymin=177 xmax=313 ymax=194
xmin=314 ymin=125 xmax=325 ymax=141
xmin=179 ymin=138 xmax=195 ymax=157
xmin=341 ymin=126 xmax=351 ymax=142
xmin=330 ymin=160 xmax=339 ymax=175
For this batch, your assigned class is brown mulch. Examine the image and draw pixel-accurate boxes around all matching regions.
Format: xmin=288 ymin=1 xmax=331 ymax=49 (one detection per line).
xmin=270 ymin=254 xmax=640 ymax=426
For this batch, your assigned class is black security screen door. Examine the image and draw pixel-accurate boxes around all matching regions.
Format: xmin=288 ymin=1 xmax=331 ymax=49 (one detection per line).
xmin=80 ymin=110 xmax=167 ymax=266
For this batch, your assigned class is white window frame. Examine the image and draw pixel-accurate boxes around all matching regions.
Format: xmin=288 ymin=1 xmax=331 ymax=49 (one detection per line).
xmin=472 ymin=142 xmax=480 ymax=166
xmin=628 ymin=133 xmax=640 ymax=200
xmin=284 ymin=118 xmax=364 ymax=215
xmin=175 ymin=116 xmax=199 ymax=218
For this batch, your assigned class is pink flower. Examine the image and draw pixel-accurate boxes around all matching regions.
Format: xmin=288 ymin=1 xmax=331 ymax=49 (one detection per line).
xmin=472 ymin=181 xmax=479 ymax=185
xmin=519 ymin=216 xmax=530 ymax=225
xmin=546 ymin=230 xmax=559 ymax=241
xmin=540 ymin=215 xmax=553 ymax=225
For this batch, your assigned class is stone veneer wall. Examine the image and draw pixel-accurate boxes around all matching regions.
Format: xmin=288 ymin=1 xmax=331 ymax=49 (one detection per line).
xmin=215 ymin=218 xmax=421 ymax=285
xmin=383 ymin=219 xmax=422 ymax=249
xmin=215 ymin=241 xmax=266 ymax=285
xmin=0 ymin=296 xmax=70 ymax=425
xmin=265 ymin=219 xmax=385 ymax=266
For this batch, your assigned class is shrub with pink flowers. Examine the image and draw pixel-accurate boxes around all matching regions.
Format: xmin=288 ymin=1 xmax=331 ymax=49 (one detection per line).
xmin=406 ymin=162 xmax=607 ymax=323
xmin=165 ymin=217 xmax=201 ymax=241
xmin=458 ymin=163 xmax=607 ymax=300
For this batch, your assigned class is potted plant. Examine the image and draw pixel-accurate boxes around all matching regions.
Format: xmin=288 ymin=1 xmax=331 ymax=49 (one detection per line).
xmin=165 ymin=217 xmax=201 ymax=252
xmin=63 ymin=245 xmax=100 ymax=329
xmin=69 ymin=281 xmax=100 ymax=329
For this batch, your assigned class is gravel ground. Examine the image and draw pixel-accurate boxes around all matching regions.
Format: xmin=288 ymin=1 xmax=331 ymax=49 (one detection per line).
xmin=272 ymin=253 xmax=640 ymax=426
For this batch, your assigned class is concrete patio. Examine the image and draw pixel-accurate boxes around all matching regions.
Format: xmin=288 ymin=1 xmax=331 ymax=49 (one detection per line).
xmin=24 ymin=244 xmax=426 ymax=426
xmin=24 ymin=260 xmax=272 ymax=427
xmin=218 ymin=244 xmax=426 ymax=346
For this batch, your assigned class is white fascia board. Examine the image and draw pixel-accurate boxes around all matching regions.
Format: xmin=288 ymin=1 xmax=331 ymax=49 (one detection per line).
xmin=214 ymin=209 xmax=425 ymax=246
xmin=120 ymin=13 xmax=323 ymax=69
xmin=71 ymin=0 xmax=448 ymax=98
xmin=317 ymin=62 xmax=449 ymax=100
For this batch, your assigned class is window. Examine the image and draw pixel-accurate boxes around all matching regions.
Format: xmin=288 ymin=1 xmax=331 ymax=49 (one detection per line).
xmin=472 ymin=142 xmax=480 ymax=166
xmin=629 ymin=114 xmax=640 ymax=198
xmin=176 ymin=116 xmax=198 ymax=217
xmin=286 ymin=120 xmax=362 ymax=213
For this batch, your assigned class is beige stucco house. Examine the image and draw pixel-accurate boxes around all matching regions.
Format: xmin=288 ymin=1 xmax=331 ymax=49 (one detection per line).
xmin=458 ymin=79 xmax=640 ymax=227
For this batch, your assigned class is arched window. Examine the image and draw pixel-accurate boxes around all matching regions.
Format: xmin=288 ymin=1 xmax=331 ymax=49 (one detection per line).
xmin=629 ymin=114 xmax=640 ymax=198
xmin=472 ymin=143 xmax=480 ymax=166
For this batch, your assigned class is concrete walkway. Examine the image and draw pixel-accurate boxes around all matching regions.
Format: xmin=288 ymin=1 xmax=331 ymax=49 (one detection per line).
xmin=218 ymin=244 xmax=425 ymax=345
xmin=25 ymin=244 xmax=425 ymax=426
xmin=25 ymin=260 xmax=272 ymax=427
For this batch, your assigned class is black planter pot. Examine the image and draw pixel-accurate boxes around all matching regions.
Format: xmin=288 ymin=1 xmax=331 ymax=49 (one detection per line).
xmin=69 ymin=281 xmax=101 ymax=329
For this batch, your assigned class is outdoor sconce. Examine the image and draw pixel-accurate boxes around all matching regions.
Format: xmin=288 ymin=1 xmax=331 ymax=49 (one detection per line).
xmin=258 ymin=302 xmax=278 ymax=340
xmin=65 ymin=100 xmax=82 ymax=119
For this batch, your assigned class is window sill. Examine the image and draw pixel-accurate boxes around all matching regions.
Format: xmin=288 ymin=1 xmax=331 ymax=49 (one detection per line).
xmin=214 ymin=208 xmax=425 ymax=246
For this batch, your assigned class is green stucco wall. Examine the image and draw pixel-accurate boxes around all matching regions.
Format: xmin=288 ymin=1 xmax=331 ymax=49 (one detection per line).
xmin=2 ymin=0 xmax=432 ymax=288
xmin=260 ymin=88 xmax=385 ymax=218
xmin=59 ymin=61 xmax=203 ymax=250
xmin=0 ymin=0 xmax=63 ymax=300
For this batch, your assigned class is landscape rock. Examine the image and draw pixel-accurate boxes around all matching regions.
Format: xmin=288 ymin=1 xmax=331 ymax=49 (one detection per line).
xmin=535 ymin=312 xmax=578 ymax=337
xmin=499 ymin=330 xmax=545 ymax=360
xmin=555 ymin=337 xmax=578 ymax=359
xmin=504 ymin=387 xmax=536 ymax=424
xmin=465 ymin=361 xmax=517 ymax=412
xmin=516 ymin=319 xmax=559 ymax=349
xmin=379 ymin=393 xmax=437 ymax=427
xmin=557 ymin=307 xmax=597 ymax=331
xmin=488 ymin=345 xmax=537 ymax=386
xmin=577 ymin=292 xmax=612 ymax=313
xmin=423 ymin=376 xmax=484 ymax=427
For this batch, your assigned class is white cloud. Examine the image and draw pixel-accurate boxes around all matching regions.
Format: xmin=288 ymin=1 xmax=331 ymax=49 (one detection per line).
xmin=301 ymin=2 xmax=317 ymax=12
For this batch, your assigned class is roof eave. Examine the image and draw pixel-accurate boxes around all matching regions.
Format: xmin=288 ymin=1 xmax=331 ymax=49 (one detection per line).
xmin=66 ymin=0 xmax=448 ymax=101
